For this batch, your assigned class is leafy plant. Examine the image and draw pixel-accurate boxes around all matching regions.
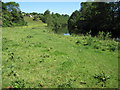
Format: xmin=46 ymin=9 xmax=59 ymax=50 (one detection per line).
xmin=57 ymin=79 xmax=73 ymax=88
xmin=97 ymin=32 xmax=111 ymax=40
xmin=12 ymin=79 xmax=26 ymax=88
xmin=93 ymin=72 xmax=110 ymax=87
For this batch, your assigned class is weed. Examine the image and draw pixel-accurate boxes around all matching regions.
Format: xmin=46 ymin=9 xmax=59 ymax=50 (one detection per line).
xmin=38 ymin=83 xmax=44 ymax=87
xmin=80 ymin=81 xmax=86 ymax=84
xmin=57 ymin=79 xmax=73 ymax=88
xmin=8 ymin=69 xmax=17 ymax=77
xmin=11 ymin=79 xmax=25 ymax=88
xmin=8 ymin=52 xmax=15 ymax=61
xmin=97 ymin=31 xmax=111 ymax=40
xmin=93 ymin=72 xmax=110 ymax=87
xmin=75 ymin=40 xmax=81 ymax=45
xmin=26 ymin=35 xmax=33 ymax=38
xmin=34 ymin=42 xmax=42 ymax=47
xmin=39 ymin=59 xmax=44 ymax=63
xmin=40 ymin=54 xmax=50 ymax=58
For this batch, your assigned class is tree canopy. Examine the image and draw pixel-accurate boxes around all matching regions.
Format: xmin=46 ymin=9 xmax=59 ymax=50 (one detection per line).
xmin=2 ymin=2 xmax=27 ymax=27
xmin=40 ymin=10 xmax=69 ymax=33
xmin=68 ymin=2 xmax=120 ymax=38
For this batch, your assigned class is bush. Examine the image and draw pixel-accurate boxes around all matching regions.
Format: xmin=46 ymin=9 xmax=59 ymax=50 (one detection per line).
xmin=97 ymin=31 xmax=112 ymax=40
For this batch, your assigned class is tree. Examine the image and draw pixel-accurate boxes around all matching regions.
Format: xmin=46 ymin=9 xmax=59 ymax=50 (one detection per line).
xmin=5 ymin=2 xmax=20 ymax=12
xmin=2 ymin=2 xmax=27 ymax=27
xmin=109 ymin=2 xmax=120 ymax=37
xmin=43 ymin=10 xmax=51 ymax=23
xmin=68 ymin=2 xmax=120 ymax=38
xmin=68 ymin=10 xmax=80 ymax=34
xmin=40 ymin=10 xmax=69 ymax=33
xmin=44 ymin=10 xmax=50 ymax=16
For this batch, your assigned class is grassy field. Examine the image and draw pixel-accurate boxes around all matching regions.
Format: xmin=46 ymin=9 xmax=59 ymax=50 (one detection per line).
xmin=2 ymin=17 xmax=119 ymax=88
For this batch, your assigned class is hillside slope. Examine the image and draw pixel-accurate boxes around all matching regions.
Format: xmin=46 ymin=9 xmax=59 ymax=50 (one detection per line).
xmin=2 ymin=17 xmax=118 ymax=88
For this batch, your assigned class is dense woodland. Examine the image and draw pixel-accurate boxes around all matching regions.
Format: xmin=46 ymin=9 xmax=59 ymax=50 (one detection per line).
xmin=1 ymin=1 xmax=120 ymax=38
xmin=68 ymin=2 xmax=120 ymax=38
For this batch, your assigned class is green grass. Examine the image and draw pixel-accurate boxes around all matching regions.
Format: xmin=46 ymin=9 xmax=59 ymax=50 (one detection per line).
xmin=0 ymin=27 xmax=2 ymax=89
xmin=2 ymin=17 xmax=119 ymax=88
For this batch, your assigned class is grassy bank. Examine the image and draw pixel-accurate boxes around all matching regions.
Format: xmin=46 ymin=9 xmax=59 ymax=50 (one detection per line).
xmin=2 ymin=17 xmax=118 ymax=88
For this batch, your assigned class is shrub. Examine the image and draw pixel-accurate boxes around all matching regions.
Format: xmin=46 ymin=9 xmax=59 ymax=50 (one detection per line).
xmin=97 ymin=31 xmax=111 ymax=40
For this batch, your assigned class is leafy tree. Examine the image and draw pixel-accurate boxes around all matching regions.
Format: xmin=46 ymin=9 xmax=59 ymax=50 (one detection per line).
xmin=109 ymin=2 xmax=120 ymax=37
xmin=44 ymin=10 xmax=50 ymax=15
xmin=2 ymin=2 xmax=27 ymax=27
xmin=68 ymin=10 xmax=80 ymax=34
xmin=31 ymin=12 xmax=38 ymax=15
xmin=68 ymin=2 xmax=120 ymax=38
xmin=5 ymin=2 xmax=20 ymax=12
xmin=40 ymin=10 xmax=69 ymax=33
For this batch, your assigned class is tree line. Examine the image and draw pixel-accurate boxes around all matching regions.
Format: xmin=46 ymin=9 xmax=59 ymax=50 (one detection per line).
xmin=39 ymin=10 xmax=69 ymax=33
xmin=2 ymin=2 xmax=27 ymax=27
xmin=22 ymin=10 xmax=69 ymax=33
xmin=68 ymin=2 xmax=120 ymax=38
xmin=2 ymin=1 xmax=120 ymax=38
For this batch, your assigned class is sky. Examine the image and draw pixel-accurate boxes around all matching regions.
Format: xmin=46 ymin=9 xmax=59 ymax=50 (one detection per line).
xmin=3 ymin=0 xmax=86 ymax=15
xmin=3 ymin=0 xmax=86 ymax=2
xmin=18 ymin=2 xmax=81 ymax=15
xmin=4 ymin=0 xmax=117 ymax=15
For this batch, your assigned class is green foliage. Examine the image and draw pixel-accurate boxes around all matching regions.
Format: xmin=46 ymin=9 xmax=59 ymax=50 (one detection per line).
xmin=22 ymin=10 xmax=69 ymax=34
xmin=40 ymin=10 xmax=69 ymax=33
xmin=94 ymin=72 xmax=110 ymax=82
xmin=68 ymin=2 xmax=120 ymax=38
xmin=12 ymin=79 xmax=26 ymax=88
xmin=94 ymin=72 xmax=110 ymax=87
xmin=68 ymin=10 xmax=80 ymax=34
xmin=57 ymin=79 xmax=73 ymax=88
xmin=33 ymin=16 xmax=38 ymax=21
xmin=2 ymin=2 xmax=27 ymax=27
xmin=75 ymin=34 xmax=118 ymax=52
xmin=2 ymin=19 xmax=118 ymax=88
xmin=97 ymin=31 xmax=112 ymax=40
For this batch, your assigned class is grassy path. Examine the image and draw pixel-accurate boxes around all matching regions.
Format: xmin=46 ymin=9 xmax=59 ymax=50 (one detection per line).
xmin=2 ymin=18 xmax=118 ymax=88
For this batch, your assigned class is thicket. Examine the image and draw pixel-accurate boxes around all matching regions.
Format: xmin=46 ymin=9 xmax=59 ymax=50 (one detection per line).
xmin=2 ymin=2 xmax=27 ymax=27
xmin=68 ymin=2 xmax=120 ymax=38
xmin=40 ymin=10 xmax=69 ymax=33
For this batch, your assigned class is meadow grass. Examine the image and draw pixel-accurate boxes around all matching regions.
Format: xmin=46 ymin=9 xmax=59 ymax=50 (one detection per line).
xmin=0 ymin=27 xmax=2 ymax=89
xmin=2 ymin=17 xmax=119 ymax=88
